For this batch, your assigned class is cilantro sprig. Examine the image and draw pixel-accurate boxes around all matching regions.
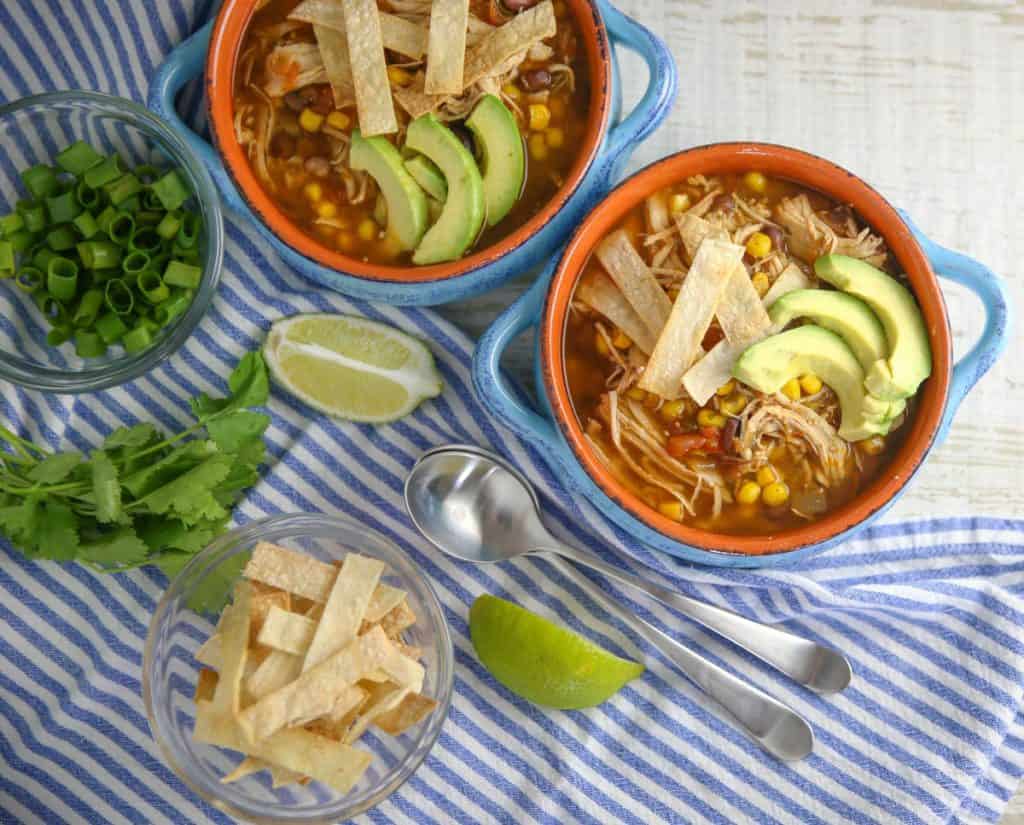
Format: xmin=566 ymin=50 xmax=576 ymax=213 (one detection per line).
xmin=0 ymin=352 xmax=270 ymax=576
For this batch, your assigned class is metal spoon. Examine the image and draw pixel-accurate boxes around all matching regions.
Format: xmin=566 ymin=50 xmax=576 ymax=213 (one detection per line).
xmin=405 ymin=445 xmax=834 ymax=761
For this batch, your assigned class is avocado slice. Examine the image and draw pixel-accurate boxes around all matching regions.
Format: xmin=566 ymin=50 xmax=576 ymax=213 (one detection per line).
xmin=404 ymin=154 xmax=448 ymax=202
xmin=466 ymin=95 xmax=525 ymax=227
xmin=768 ymin=289 xmax=888 ymax=373
xmin=405 ymin=114 xmax=485 ymax=265
xmin=733 ymin=325 xmax=898 ymax=441
xmin=814 ymin=255 xmax=932 ymax=401
xmin=349 ymin=130 xmax=428 ymax=252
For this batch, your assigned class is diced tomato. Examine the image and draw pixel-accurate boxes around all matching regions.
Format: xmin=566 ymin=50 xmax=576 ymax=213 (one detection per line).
xmin=699 ymin=426 xmax=722 ymax=453
xmin=667 ymin=433 xmax=706 ymax=457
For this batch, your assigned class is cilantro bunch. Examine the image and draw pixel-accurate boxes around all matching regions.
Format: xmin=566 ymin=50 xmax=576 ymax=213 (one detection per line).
xmin=0 ymin=352 xmax=270 ymax=576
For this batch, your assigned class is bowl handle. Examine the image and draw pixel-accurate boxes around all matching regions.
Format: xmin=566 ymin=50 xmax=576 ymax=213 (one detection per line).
xmin=148 ymin=20 xmax=248 ymax=214
xmin=598 ymin=0 xmax=678 ymax=181
xmin=903 ymin=212 xmax=1013 ymax=446
xmin=472 ymin=259 xmax=563 ymax=452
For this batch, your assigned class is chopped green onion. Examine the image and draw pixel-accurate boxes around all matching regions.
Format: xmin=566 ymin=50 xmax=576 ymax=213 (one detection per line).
xmin=72 ymin=289 xmax=105 ymax=328
xmin=95 ymin=205 xmax=118 ymax=234
xmin=138 ymin=270 xmax=170 ymax=304
xmin=177 ymin=211 xmax=200 ymax=248
xmin=45 ymin=225 xmax=78 ymax=252
xmin=0 ymin=241 xmax=13 ymax=272
xmin=105 ymin=174 xmax=143 ymax=206
xmin=153 ymin=290 xmax=193 ymax=325
xmin=135 ymin=209 xmax=164 ymax=225
xmin=89 ymin=268 xmax=120 ymax=284
xmin=155 ymin=211 xmax=181 ymax=240
xmin=95 ymin=312 xmax=128 ymax=343
xmin=119 ymin=194 xmax=141 ymax=213
xmin=129 ymin=226 xmax=162 ymax=254
xmin=21 ymin=165 xmax=59 ymax=199
xmin=47 ymin=257 xmax=79 ymax=302
xmin=121 ymin=250 xmax=149 ymax=276
xmin=150 ymin=170 xmax=190 ymax=211
xmin=46 ymin=190 xmax=82 ymax=224
xmin=163 ymin=260 xmax=201 ymax=289
xmin=104 ymin=279 xmax=134 ymax=315
xmin=32 ymin=247 xmax=58 ymax=271
xmin=17 ymin=201 xmax=46 ymax=233
xmin=40 ymin=295 xmax=68 ymax=325
xmin=107 ymin=213 xmax=135 ymax=246
xmin=83 ymin=155 xmax=124 ymax=189
xmin=46 ymin=326 xmax=72 ymax=346
xmin=0 ymin=213 xmax=25 ymax=237
xmin=75 ymin=180 xmax=102 ymax=211
xmin=122 ymin=324 xmax=152 ymax=353
xmin=16 ymin=267 xmax=44 ymax=293
xmin=142 ymin=189 xmax=165 ymax=212
xmin=56 ymin=141 xmax=104 ymax=176
xmin=134 ymin=164 xmax=162 ymax=184
xmin=76 ymin=240 xmax=122 ymax=270
xmin=74 ymin=330 xmax=106 ymax=358
xmin=73 ymin=211 xmax=99 ymax=239
xmin=7 ymin=231 xmax=35 ymax=254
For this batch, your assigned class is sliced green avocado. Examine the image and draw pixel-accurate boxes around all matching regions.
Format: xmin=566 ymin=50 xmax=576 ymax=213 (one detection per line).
xmin=768 ymin=289 xmax=888 ymax=373
xmin=405 ymin=114 xmax=485 ymax=265
xmin=466 ymin=95 xmax=525 ymax=227
xmin=814 ymin=255 xmax=932 ymax=401
xmin=348 ymin=130 xmax=428 ymax=252
xmin=733 ymin=325 xmax=897 ymax=441
xmin=404 ymin=154 xmax=447 ymax=202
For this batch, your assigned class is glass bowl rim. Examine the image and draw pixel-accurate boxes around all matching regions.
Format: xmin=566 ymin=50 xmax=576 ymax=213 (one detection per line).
xmin=141 ymin=512 xmax=455 ymax=824
xmin=0 ymin=89 xmax=224 ymax=393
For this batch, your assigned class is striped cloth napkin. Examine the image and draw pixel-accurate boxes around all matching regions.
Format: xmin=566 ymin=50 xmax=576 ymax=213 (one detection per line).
xmin=2 ymin=3 xmax=1024 ymax=824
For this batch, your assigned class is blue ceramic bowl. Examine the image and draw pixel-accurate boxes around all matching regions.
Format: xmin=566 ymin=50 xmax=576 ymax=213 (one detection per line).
xmin=472 ymin=144 xmax=1012 ymax=568
xmin=147 ymin=1 xmax=677 ymax=306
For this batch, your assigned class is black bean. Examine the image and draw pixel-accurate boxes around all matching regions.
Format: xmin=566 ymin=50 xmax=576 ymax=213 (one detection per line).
xmin=712 ymin=193 xmax=735 ymax=212
xmin=764 ymin=224 xmax=785 ymax=250
xmin=721 ymin=417 xmax=739 ymax=453
xmin=520 ymin=68 xmax=552 ymax=92
xmin=284 ymin=91 xmax=308 ymax=112
xmin=449 ymin=122 xmax=477 ymax=156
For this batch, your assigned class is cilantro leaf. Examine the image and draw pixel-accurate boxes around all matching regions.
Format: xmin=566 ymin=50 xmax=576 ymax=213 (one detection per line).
xmin=136 ymin=514 xmax=228 ymax=556
xmin=27 ymin=452 xmax=83 ymax=484
xmin=35 ymin=501 xmax=79 ymax=561
xmin=0 ymin=497 xmax=40 ymax=553
xmin=91 ymin=450 xmax=123 ymax=524
xmin=104 ymin=423 xmax=158 ymax=450
xmin=189 ymin=393 xmax=228 ymax=419
xmin=206 ymin=411 xmax=269 ymax=453
xmin=78 ymin=527 xmax=149 ymax=568
xmin=227 ymin=351 xmax=269 ymax=410
xmin=136 ymin=454 xmax=232 ymax=525
xmin=121 ymin=440 xmax=218 ymax=499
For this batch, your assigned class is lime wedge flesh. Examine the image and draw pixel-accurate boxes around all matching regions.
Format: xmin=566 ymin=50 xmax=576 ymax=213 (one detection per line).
xmin=263 ymin=314 xmax=443 ymax=423
xmin=469 ymin=594 xmax=644 ymax=709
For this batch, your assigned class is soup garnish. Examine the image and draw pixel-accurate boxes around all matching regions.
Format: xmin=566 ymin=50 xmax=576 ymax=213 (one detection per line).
xmin=234 ymin=0 xmax=588 ymax=265
xmin=566 ymin=172 xmax=932 ymax=537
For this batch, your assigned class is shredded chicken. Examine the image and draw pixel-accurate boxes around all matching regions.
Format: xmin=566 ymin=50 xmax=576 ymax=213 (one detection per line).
xmin=775 ymin=194 xmax=887 ymax=268
xmin=263 ymin=42 xmax=327 ymax=97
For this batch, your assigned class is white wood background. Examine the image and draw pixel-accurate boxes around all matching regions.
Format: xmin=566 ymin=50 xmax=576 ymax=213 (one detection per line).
xmin=437 ymin=0 xmax=1024 ymax=819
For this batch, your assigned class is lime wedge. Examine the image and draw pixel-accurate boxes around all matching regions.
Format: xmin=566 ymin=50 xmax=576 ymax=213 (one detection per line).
xmin=469 ymin=594 xmax=644 ymax=709
xmin=263 ymin=314 xmax=443 ymax=423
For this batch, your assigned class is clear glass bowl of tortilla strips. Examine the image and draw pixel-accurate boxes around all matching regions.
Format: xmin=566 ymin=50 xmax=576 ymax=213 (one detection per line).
xmin=143 ymin=513 xmax=454 ymax=824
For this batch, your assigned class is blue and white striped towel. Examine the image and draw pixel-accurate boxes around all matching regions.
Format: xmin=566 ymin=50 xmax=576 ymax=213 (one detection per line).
xmin=1 ymin=2 xmax=1023 ymax=823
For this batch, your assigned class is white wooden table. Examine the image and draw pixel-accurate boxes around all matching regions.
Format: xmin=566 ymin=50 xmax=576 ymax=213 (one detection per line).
xmin=439 ymin=0 xmax=1024 ymax=818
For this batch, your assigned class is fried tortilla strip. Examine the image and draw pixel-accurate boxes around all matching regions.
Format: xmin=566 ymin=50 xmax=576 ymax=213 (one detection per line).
xmin=195 ymin=634 xmax=221 ymax=669
xmin=344 ymin=681 xmax=410 ymax=744
xmin=194 ymin=668 xmax=219 ymax=703
xmin=426 ymin=0 xmax=469 ymax=94
xmin=365 ymin=584 xmax=407 ymax=623
xmin=304 ymin=687 xmax=370 ymax=741
xmin=463 ymin=1 xmax=556 ymax=88
xmin=302 ymin=553 xmax=385 ymax=672
xmin=594 ymin=229 xmax=672 ymax=341
xmin=249 ymin=586 xmax=290 ymax=646
xmin=195 ymin=703 xmax=372 ymax=795
xmin=676 ymin=212 xmax=729 ymax=263
xmin=313 ymin=25 xmax=355 ymax=108
xmin=374 ymin=693 xmax=439 ymax=736
xmin=392 ymin=74 xmax=443 ymax=119
xmin=246 ymin=649 xmax=304 ymax=701
xmin=638 ymin=239 xmax=744 ymax=400
xmin=682 ymin=263 xmax=813 ymax=404
xmin=221 ymin=757 xmax=267 ymax=784
xmin=576 ymin=271 xmax=657 ymax=355
xmin=342 ymin=0 xmax=398 ymax=135
xmin=258 ymin=606 xmax=318 ymax=657
xmin=290 ymin=0 xmax=428 ymax=59
xmin=211 ymin=583 xmax=251 ymax=716
xmin=369 ymin=599 xmax=417 ymax=639
xmin=716 ymin=264 xmax=771 ymax=345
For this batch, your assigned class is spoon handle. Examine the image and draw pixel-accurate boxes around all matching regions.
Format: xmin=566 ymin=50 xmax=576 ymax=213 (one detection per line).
xmin=546 ymin=543 xmax=851 ymax=694
xmin=550 ymin=557 xmax=813 ymax=761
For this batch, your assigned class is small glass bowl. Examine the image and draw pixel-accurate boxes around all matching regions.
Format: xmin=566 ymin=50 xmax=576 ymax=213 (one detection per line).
xmin=0 ymin=91 xmax=223 ymax=392
xmin=142 ymin=514 xmax=453 ymax=824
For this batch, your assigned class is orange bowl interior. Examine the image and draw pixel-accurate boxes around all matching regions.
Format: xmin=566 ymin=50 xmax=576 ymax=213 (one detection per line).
xmin=205 ymin=0 xmax=612 ymax=283
xmin=541 ymin=143 xmax=952 ymax=556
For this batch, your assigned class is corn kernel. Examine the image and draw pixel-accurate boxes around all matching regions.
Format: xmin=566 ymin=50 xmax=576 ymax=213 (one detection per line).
xmin=502 ymin=83 xmax=521 ymax=100
xmin=316 ymin=201 xmax=337 ymax=218
xmin=752 ymin=272 xmax=771 ymax=296
xmin=326 ymin=110 xmax=350 ymax=131
xmin=762 ymin=481 xmax=790 ymax=506
xmin=549 ymin=96 xmax=566 ymax=117
xmin=669 ymin=193 xmax=690 ymax=215
xmin=697 ymin=408 xmax=724 ymax=428
xmin=529 ymin=132 xmax=548 ymax=161
xmin=746 ymin=231 xmax=772 ymax=259
xmin=716 ymin=379 xmax=735 ymax=397
xmin=737 ymin=481 xmax=761 ymax=504
xmin=858 ymin=435 xmax=886 ymax=456
xmin=743 ymin=171 xmax=767 ymax=193
xmin=782 ymin=378 xmax=802 ymax=400
xmin=800 ymin=373 xmax=823 ymax=395
xmin=712 ymin=413 xmax=727 ymax=428
xmin=528 ymin=103 xmax=551 ymax=131
xmin=303 ymin=181 xmax=322 ymax=202
xmin=659 ymin=399 xmax=687 ymax=421
xmin=545 ymin=126 xmax=565 ymax=148
xmin=658 ymin=499 xmax=684 ymax=521
xmin=299 ymin=108 xmax=323 ymax=133
xmin=612 ymin=330 xmax=631 ymax=349
xmin=720 ymin=394 xmax=748 ymax=416
xmin=387 ymin=66 xmax=413 ymax=87
xmin=337 ymin=231 xmax=355 ymax=252
xmin=594 ymin=332 xmax=609 ymax=356
xmin=357 ymin=218 xmax=377 ymax=241
xmin=643 ymin=392 xmax=661 ymax=409
xmin=626 ymin=387 xmax=646 ymax=402
xmin=756 ymin=465 xmax=778 ymax=487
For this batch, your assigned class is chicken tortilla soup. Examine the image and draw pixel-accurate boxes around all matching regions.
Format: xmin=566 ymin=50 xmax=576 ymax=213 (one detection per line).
xmin=233 ymin=0 xmax=588 ymax=266
xmin=566 ymin=172 xmax=933 ymax=536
